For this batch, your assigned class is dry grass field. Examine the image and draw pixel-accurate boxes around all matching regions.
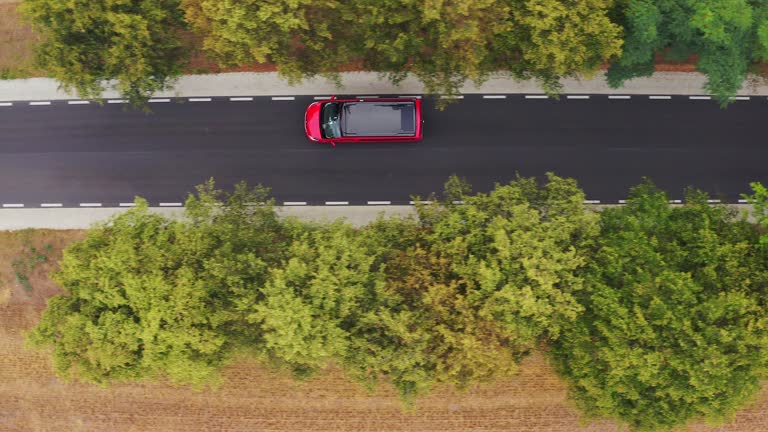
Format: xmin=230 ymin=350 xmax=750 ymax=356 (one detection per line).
xmin=0 ymin=1 xmax=40 ymax=76
xmin=0 ymin=229 xmax=767 ymax=432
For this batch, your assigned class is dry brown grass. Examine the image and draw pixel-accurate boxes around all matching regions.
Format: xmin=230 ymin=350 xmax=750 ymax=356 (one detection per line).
xmin=0 ymin=2 xmax=42 ymax=76
xmin=0 ymin=229 xmax=767 ymax=431
xmin=0 ymin=286 xmax=10 ymax=305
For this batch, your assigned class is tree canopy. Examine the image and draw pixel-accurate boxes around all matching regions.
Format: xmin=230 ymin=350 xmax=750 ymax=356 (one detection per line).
xmin=18 ymin=0 xmax=768 ymax=103
xmin=180 ymin=0 xmax=353 ymax=84
xmin=420 ymin=174 xmax=599 ymax=346
xmin=20 ymin=0 xmax=188 ymax=105
xmin=341 ymin=214 xmax=522 ymax=401
xmin=27 ymin=199 xmax=231 ymax=386
xmin=27 ymin=177 xmax=768 ymax=430
xmin=500 ymin=0 xmax=623 ymax=93
xmin=346 ymin=0 xmax=516 ymax=97
xmin=606 ymin=0 xmax=768 ymax=104
xmin=26 ymin=181 xmax=289 ymax=387
xmin=342 ymin=174 xmax=600 ymax=401
xmin=549 ymin=181 xmax=768 ymax=431
xmin=180 ymin=0 xmax=624 ymax=99
xmin=745 ymin=181 xmax=768 ymax=248
xmin=242 ymin=219 xmax=385 ymax=379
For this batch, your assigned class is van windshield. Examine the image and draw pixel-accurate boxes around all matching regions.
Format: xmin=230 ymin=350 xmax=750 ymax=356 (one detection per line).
xmin=321 ymin=103 xmax=342 ymax=139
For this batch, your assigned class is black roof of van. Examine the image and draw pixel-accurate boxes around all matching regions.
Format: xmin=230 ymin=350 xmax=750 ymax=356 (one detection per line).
xmin=341 ymin=101 xmax=416 ymax=136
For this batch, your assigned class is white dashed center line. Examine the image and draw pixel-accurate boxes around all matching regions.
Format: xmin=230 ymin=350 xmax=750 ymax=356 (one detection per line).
xmin=649 ymin=95 xmax=672 ymax=100
xmin=482 ymin=95 xmax=507 ymax=99
xmin=271 ymin=96 xmax=295 ymax=101
xmin=40 ymin=203 xmax=63 ymax=207
xmin=68 ymin=100 xmax=90 ymax=105
xmin=567 ymin=95 xmax=590 ymax=99
xmin=230 ymin=97 xmax=253 ymax=101
xmin=525 ymin=95 xmax=548 ymax=99
xmin=608 ymin=95 xmax=631 ymax=99
xmin=325 ymin=201 xmax=349 ymax=205
xmin=159 ymin=202 xmax=183 ymax=207
xmin=149 ymin=98 xmax=171 ymax=103
xmin=283 ymin=201 xmax=307 ymax=206
xmin=367 ymin=201 xmax=391 ymax=205
xmin=2 ymin=204 xmax=23 ymax=208
xmin=29 ymin=101 xmax=51 ymax=106
xmin=189 ymin=98 xmax=212 ymax=102
xmin=79 ymin=203 xmax=102 ymax=207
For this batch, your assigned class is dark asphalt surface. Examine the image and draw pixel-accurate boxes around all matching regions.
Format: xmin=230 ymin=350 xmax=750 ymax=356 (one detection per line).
xmin=0 ymin=95 xmax=765 ymax=206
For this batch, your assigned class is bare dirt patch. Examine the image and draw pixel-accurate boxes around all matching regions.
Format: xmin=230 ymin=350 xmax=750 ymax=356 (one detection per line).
xmin=1 ymin=229 xmax=767 ymax=432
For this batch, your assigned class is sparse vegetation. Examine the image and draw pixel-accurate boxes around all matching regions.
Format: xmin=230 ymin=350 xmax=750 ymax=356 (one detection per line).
xmin=11 ymin=237 xmax=51 ymax=291
xmin=0 ymin=67 xmax=24 ymax=80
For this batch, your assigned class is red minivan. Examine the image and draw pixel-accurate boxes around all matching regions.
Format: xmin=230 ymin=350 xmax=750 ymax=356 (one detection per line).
xmin=305 ymin=96 xmax=423 ymax=146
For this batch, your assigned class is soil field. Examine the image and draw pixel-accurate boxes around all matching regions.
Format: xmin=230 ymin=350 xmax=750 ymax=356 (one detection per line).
xmin=0 ymin=229 xmax=767 ymax=432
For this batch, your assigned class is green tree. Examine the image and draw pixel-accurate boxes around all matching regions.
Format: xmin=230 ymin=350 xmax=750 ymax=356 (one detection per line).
xmin=337 ymin=214 xmax=500 ymax=401
xmin=346 ymin=0 xmax=515 ymax=98
xmin=499 ymin=0 xmax=623 ymax=94
xmin=26 ymin=200 xmax=231 ymax=386
xmin=26 ymin=181 xmax=289 ymax=387
xmin=343 ymin=240 xmax=524 ymax=402
xmin=336 ymin=175 xmax=597 ymax=404
xmin=606 ymin=0 xmax=768 ymax=105
xmin=183 ymin=0 xmax=517 ymax=100
xmin=241 ymin=220 xmax=385 ymax=378
xmin=180 ymin=180 xmax=291 ymax=349
xmin=550 ymin=181 xmax=768 ymax=431
xmin=421 ymin=174 xmax=599 ymax=347
xmin=181 ymin=0 xmax=353 ymax=84
xmin=744 ymin=181 xmax=768 ymax=247
xmin=20 ymin=0 xmax=187 ymax=106
xmin=345 ymin=174 xmax=598 ymax=402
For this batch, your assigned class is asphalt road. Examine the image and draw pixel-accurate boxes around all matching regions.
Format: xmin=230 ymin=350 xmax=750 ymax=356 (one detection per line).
xmin=0 ymin=95 xmax=765 ymax=206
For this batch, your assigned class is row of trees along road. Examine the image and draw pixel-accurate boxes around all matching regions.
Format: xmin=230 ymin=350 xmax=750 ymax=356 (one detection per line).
xmin=19 ymin=0 xmax=768 ymax=106
xmin=28 ymin=175 xmax=768 ymax=431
